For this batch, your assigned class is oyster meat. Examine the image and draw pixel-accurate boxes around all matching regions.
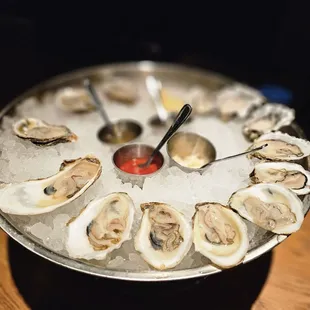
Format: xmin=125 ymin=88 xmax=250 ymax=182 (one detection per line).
xmin=0 ymin=155 xmax=101 ymax=215
xmin=55 ymin=87 xmax=95 ymax=112
xmin=134 ymin=202 xmax=192 ymax=270
xmin=243 ymin=104 xmax=295 ymax=141
xmin=103 ymin=78 xmax=138 ymax=104
xmin=216 ymin=84 xmax=265 ymax=121
xmin=66 ymin=192 xmax=135 ymax=260
xmin=229 ymin=183 xmax=304 ymax=234
xmin=186 ymin=86 xmax=216 ymax=115
xmin=247 ymin=131 xmax=310 ymax=161
xmin=13 ymin=118 xmax=77 ymax=145
xmin=250 ymin=162 xmax=310 ymax=195
xmin=193 ymin=202 xmax=249 ymax=268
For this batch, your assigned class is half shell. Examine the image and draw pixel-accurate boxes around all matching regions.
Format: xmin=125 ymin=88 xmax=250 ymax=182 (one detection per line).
xmin=243 ymin=103 xmax=295 ymax=141
xmin=134 ymin=202 xmax=192 ymax=270
xmin=55 ymin=87 xmax=95 ymax=112
xmin=66 ymin=192 xmax=135 ymax=260
xmin=228 ymin=183 xmax=304 ymax=234
xmin=103 ymin=78 xmax=138 ymax=104
xmin=193 ymin=202 xmax=249 ymax=268
xmin=216 ymin=84 xmax=265 ymax=121
xmin=0 ymin=155 xmax=102 ymax=215
xmin=13 ymin=118 xmax=77 ymax=145
xmin=186 ymin=86 xmax=216 ymax=115
xmin=250 ymin=162 xmax=310 ymax=195
xmin=247 ymin=131 xmax=310 ymax=161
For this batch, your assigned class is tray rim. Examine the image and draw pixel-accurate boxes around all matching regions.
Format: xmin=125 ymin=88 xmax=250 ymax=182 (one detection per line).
xmin=0 ymin=61 xmax=309 ymax=282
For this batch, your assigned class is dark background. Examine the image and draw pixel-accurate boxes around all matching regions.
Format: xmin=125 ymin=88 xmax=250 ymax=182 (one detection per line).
xmin=1 ymin=1 xmax=310 ymax=132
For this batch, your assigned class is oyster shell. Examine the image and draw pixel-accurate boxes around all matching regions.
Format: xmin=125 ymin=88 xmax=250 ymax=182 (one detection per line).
xmin=247 ymin=131 xmax=310 ymax=161
xmin=0 ymin=155 xmax=101 ymax=215
xmin=13 ymin=118 xmax=77 ymax=145
xmin=103 ymin=78 xmax=138 ymax=104
xmin=55 ymin=87 xmax=95 ymax=112
xmin=186 ymin=86 xmax=216 ymax=115
xmin=243 ymin=104 xmax=295 ymax=141
xmin=134 ymin=202 xmax=192 ymax=270
xmin=66 ymin=192 xmax=135 ymax=260
xmin=216 ymin=84 xmax=265 ymax=121
xmin=228 ymin=183 xmax=304 ymax=234
xmin=193 ymin=202 xmax=249 ymax=268
xmin=250 ymin=162 xmax=310 ymax=195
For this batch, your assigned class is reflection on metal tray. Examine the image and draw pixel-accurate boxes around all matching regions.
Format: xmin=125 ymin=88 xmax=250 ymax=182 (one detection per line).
xmin=0 ymin=61 xmax=309 ymax=281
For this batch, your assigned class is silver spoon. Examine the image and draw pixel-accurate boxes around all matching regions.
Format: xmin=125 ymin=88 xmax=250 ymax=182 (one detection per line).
xmin=139 ymin=103 xmax=193 ymax=168
xmin=145 ymin=75 xmax=169 ymax=124
xmin=84 ymin=79 xmax=113 ymax=126
xmin=84 ymin=79 xmax=142 ymax=144
xmin=199 ymin=144 xmax=269 ymax=169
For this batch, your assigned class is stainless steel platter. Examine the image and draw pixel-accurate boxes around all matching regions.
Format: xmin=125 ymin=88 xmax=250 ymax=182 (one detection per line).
xmin=0 ymin=61 xmax=309 ymax=281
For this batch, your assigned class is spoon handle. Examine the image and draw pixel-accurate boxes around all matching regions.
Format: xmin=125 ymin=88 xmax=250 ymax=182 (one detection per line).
xmin=201 ymin=144 xmax=268 ymax=168
xmin=145 ymin=75 xmax=169 ymax=123
xmin=83 ymin=79 xmax=112 ymax=126
xmin=145 ymin=104 xmax=192 ymax=166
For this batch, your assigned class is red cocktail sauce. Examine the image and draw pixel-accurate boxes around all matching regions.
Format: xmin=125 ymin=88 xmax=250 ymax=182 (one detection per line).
xmin=119 ymin=157 xmax=160 ymax=175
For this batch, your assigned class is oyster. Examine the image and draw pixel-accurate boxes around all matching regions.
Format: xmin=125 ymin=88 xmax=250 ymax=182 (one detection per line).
xmin=13 ymin=118 xmax=77 ymax=145
xmin=66 ymin=192 xmax=135 ymax=260
xmin=186 ymin=86 xmax=216 ymax=115
xmin=134 ymin=202 xmax=192 ymax=270
xmin=229 ymin=183 xmax=304 ymax=234
xmin=247 ymin=131 xmax=310 ymax=161
xmin=0 ymin=155 xmax=101 ymax=215
xmin=250 ymin=162 xmax=310 ymax=195
xmin=243 ymin=104 xmax=295 ymax=141
xmin=55 ymin=87 xmax=95 ymax=112
xmin=193 ymin=202 xmax=249 ymax=268
xmin=216 ymin=84 xmax=265 ymax=121
xmin=103 ymin=78 xmax=138 ymax=104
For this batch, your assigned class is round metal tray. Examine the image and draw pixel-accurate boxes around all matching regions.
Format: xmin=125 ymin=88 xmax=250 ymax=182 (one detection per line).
xmin=0 ymin=61 xmax=309 ymax=281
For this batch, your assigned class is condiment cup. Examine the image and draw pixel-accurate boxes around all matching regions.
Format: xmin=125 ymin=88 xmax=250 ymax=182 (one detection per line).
xmin=112 ymin=143 xmax=165 ymax=187
xmin=166 ymin=131 xmax=216 ymax=174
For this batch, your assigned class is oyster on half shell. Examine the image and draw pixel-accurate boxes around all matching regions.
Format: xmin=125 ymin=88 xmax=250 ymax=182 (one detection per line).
xmin=243 ymin=104 xmax=295 ymax=141
xmin=216 ymin=84 xmax=265 ymax=121
xmin=13 ymin=118 xmax=77 ymax=145
xmin=186 ymin=86 xmax=216 ymax=115
xmin=229 ymin=183 xmax=304 ymax=234
xmin=66 ymin=192 xmax=135 ymax=260
xmin=55 ymin=87 xmax=95 ymax=112
xmin=247 ymin=131 xmax=310 ymax=161
xmin=103 ymin=78 xmax=138 ymax=104
xmin=134 ymin=202 xmax=192 ymax=270
xmin=193 ymin=202 xmax=249 ymax=268
xmin=250 ymin=162 xmax=310 ymax=195
xmin=0 ymin=155 xmax=101 ymax=215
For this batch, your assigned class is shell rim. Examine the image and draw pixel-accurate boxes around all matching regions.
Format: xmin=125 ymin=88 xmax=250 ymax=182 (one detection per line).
xmin=0 ymin=61 xmax=309 ymax=282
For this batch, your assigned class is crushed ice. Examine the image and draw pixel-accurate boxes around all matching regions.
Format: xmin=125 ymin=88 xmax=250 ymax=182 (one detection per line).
xmin=0 ymin=84 xmax=268 ymax=272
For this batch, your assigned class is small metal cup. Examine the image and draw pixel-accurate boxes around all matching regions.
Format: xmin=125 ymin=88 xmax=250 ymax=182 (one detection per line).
xmin=97 ymin=119 xmax=143 ymax=145
xmin=166 ymin=131 xmax=216 ymax=173
xmin=112 ymin=143 xmax=165 ymax=187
